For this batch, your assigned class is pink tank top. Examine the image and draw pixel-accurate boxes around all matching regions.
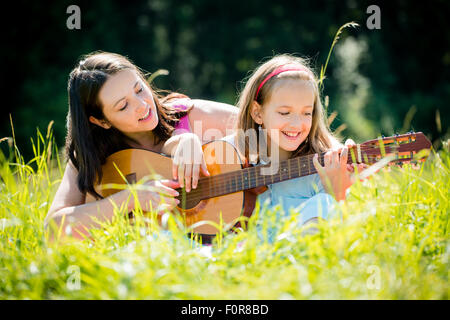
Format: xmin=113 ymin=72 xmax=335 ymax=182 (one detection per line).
xmin=173 ymin=104 xmax=191 ymax=135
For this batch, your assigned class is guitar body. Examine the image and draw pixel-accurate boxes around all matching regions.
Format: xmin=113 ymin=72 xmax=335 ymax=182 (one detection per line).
xmin=86 ymin=140 xmax=259 ymax=235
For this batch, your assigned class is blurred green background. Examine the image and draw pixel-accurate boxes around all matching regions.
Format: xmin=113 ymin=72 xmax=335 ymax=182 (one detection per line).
xmin=1 ymin=0 xmax=449 ymax=160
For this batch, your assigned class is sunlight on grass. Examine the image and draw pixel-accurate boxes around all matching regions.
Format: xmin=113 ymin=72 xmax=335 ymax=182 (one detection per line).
xmin=0 ymin=123 xmax=448 ymax=299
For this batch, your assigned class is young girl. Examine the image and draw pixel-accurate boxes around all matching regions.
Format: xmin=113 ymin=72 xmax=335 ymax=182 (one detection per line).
xmin=45 ymin=51 xmax=238 ymax=239
xmin=226 ymin=54 xmax=363 ymax=240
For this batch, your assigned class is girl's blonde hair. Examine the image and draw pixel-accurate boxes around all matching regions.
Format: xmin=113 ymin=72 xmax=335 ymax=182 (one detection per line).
xmin=236 ymin=54 xmax=340 ymax=161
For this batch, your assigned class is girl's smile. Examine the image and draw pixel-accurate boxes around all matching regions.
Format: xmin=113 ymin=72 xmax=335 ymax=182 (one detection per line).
xmin=281 ymin=130 xmax=301 ymax=138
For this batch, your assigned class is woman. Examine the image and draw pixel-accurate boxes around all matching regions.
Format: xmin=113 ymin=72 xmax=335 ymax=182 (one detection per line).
xmin=44 ymin=51 xmax=238 ymax=239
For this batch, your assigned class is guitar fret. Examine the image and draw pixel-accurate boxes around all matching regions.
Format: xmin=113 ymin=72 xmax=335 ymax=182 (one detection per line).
xmin=214 ymin=179 xmax=220 ymax=195
xmin=243 ymin=169 xmax=247 ymax=189
xmin=255 ymin=167 xmax=260 ymax=188
xmin=291 ymin=158 xmax=297 ymax=179
xmin=220 ymin=176 xmax=225 ymax=195
xmin=235 ymin=172 xmax=239 ymax=193
xmin=299 ymin=158 xmax=305 ymax=177
xmin=245 ymin=169 xmax=248 ymax=189
xmin=261 ymin=167 xmax=265 ymax=187
xmin=262 ymin=166 xmax=266 ymax=186
xmin=214 ymin=176 xmax=219 ymax=196
xmin=252 ymin=168 xmax=257 ymax=188
xmin=237 ymin=171 xmax=241 ymax=192
xmin=288 ymin=159 xmax=291 ymax=179
xmin=223 ymin=176 xmax=227 ymax=194
xmin=231 ymin=172 xmax=236 ymax=193
xmin=281 ymin=164 xmax=287 ymax=181
xmin=308 ymin=156 xmax=311 ymax=175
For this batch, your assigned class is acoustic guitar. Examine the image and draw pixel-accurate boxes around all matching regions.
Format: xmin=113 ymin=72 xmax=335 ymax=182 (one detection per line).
xmin=86 ymin=132 xmax=431 ymax=237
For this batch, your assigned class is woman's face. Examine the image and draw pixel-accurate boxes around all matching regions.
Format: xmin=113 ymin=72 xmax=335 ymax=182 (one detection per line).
xmin=95 ymin=69 xmax=159 ymax=134
xmin=255 ymin=79 xmax=315 ymax=158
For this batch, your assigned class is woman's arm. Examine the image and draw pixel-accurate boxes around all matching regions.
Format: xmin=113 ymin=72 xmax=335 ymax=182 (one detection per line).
xmin=161 ymin=100 xmax=238 ymax=192
xmin=44 ymin=161 xmax=179 ymax=240
xmin=162 ymin=133 xmax=210 ymax=192
xmin=187 ymin=99 xmax=238 ymax=142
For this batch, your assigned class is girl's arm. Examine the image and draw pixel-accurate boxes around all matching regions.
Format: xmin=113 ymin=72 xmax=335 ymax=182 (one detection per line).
xmin=44 ymin=161 xmax=179 ymax=240
xmin=318 ymin=139 xmax=369 ymax=200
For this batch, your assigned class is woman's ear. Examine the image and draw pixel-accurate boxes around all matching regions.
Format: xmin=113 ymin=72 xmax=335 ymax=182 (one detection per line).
xmin=89 ymin=116 xmax=111 ymax=129
xmin=250 ymin=101 xmax=263 ymax=125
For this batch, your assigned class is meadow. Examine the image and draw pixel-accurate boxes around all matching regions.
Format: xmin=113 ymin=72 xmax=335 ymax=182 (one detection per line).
xmin=0 ymin=122 xmax=448 ymax=300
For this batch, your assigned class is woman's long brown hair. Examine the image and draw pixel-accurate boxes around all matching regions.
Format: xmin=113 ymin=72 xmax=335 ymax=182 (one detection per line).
xmin=66 ymin=51 xmax=191 ymax=199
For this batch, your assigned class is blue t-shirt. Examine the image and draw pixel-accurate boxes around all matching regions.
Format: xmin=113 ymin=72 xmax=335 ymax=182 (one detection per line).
xmin=221 ymin=134 xmax=338 ymax=239
xmin=256 ymin=173 xmax=335 ymax=223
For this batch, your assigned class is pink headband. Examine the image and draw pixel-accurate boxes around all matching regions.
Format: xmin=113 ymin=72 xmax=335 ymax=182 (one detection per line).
xmin=254 ymin=64 xmax=312 ymax=100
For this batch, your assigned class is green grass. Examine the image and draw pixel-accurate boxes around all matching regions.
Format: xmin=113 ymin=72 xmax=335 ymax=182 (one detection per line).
xmin=0 ymin=124 xmax=448 ymax=300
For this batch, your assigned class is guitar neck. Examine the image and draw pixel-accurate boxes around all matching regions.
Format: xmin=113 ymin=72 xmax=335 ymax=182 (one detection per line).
xmin=192 ymin=130 xmax=431 ymax=201
xmin=196 ymin=152 xmax=340 ymax=200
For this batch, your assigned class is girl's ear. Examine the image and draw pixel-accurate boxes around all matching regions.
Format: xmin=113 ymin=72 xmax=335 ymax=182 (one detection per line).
xmin=250 ymin=101 xmax=263 ymax=125
xmin=89 ymin=116 xmax=112 ymax=129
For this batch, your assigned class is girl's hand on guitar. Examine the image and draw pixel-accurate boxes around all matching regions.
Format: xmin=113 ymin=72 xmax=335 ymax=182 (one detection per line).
xmin=344 ymin=139 xmax=369 ymax=176
xmin=171 ymin=133 xmax=210 ymax=193
xmin=313 ymin=147 xmax=353 ymax=201
xmin=138 ymin=179 xmax=181 ymax=213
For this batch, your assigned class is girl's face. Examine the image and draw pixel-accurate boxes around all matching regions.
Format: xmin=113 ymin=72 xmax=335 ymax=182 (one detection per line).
xmin=94 ymin=69 xmax=159 ymax=135
xmin=254 ymin=79 xmax=315 ymax=159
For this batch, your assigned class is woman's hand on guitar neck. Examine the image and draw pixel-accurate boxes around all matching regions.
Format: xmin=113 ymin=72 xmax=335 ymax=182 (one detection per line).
xmin=169 ymin=133 xmax=210 ymax=193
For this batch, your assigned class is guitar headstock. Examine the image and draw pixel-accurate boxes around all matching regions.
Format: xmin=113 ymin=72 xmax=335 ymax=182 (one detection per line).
xmin=348 ymin=132 xmax=432 ymax=167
